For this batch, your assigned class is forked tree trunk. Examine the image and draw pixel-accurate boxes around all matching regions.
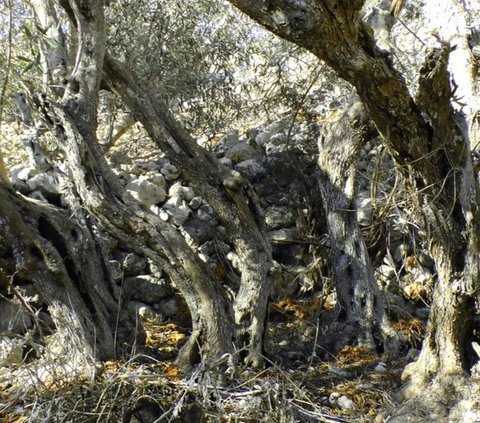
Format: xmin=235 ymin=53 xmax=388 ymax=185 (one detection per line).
xmin=317 ymin=101 xmax=395 ymax=352
xmin=25 ymin=0 xmax=236 ymax=368
xmin=16 ymin=0 xmax=275 ymax=371
xmin=228 ymin=0 xmax=479 ymax=396
xmin=103 ymin=54 xmax=273 ymax=368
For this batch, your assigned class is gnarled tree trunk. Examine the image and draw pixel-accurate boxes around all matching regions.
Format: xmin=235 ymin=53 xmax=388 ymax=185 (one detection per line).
xmin=228 ymin=0 xmax=479 ymax=399
xmin=0 ymin=182 xmax=118 ymax=364
xmin=102 ymin=52 xmax=273 ymax=368
xmin=317 ymin=100 xmax=396 ymax=353
xmin=20 ymin=0 xmax=276 ymax=370
xmin=25 ymin=0 xmax=236 ymax=368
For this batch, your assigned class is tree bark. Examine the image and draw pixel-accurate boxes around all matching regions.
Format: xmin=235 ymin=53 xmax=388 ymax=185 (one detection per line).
xmin=31 ymin=0 xmax=68 ymax=92
xmin=103 ymin=54 xmax=273 ymax=368
xmin=0 ymin=182 xmax=117 ymax=362
xmin=228 ymin=0 xmax=479 ymax=395
xmin=28 ymin=0 xmax=236 ymax=368
xmin=400 ymin=44 xmax=480 ymax=395
xmin=317 ymin=100 xmax=395 ymax=352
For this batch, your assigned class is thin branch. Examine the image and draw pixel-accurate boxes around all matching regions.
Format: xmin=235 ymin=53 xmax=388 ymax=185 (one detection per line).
xmin=0 ymin=0 xmax=14 ymax=181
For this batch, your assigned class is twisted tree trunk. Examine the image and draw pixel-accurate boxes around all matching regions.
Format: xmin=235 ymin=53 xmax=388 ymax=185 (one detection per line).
xmin=0 ymin=182 xmax=118 ymax=363
xmin=103 ymin=50 xmax=273 ymax=368
xmin=317 ymin=100 xmax=396 ymax=352
xmin=25 ymin=0 xmax=236 ymax=368
xmin=228 ymin=0 xmax=480 ymax=396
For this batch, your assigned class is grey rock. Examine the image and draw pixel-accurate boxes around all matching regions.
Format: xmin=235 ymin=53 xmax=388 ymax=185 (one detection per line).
xmin=374 ymin=362 xmax=388 ymax=372
xmin=127 ymin=301 xmax=156 ymax=318
xmin=124 ymin=275 xmax=170 ymax=304
xmin=235 ymin=159 xmax=267 ymax=182
xmin=219 ymin=157 xmax=233 ymax=167
xmin=246 ymin=126 xmax=262 ymax=141
xmin=125 ymin=177 xmax=166 ymax=208
xmin=329 ymin=393 xmax=355 ymax=410
xmin=357 ymin=196 xmax=373 ymax=226
xmin=266 ymin=119 xmax=289 ymax=134
xmin=269 ymin=133 xmax=288 ymax=146
xmin=291 ymin=132 xmax=309 ymax=146
xmin=121 ymin=163 xmax=143 ymax=176
xmin=376 ymin=264 xmax=396 ymax=279
xmin=162 ymin=199 xmax=191 ymax=226
xmin=114 ymin=169 xmax=133 ymax=185
xmin=255 ymin=131 xmax=272 ymax=147
xmin=11 ymin=178 xmax=29 ymax=194
xmin=188 ymin=196 xmax=203 ymax=210
xmin=265 ymin=207 xmax=295 ymax=230
xmin=113 ymin=252 xmax=147 ymax=276
xmin=268 ymin=228 xmax=299 ymax=244
xmin=147 ymin=172 xmax=166 ymax=188
xmin=168 ymin=182 xmax=195 ymax=202
xmin=109 ymin=151 xmax=132 ymax=166
xmin=219 ymin=130 xmax=240 ymax=150
xmin=265 ymin=143 xmax=287 ymax=155
xmin=198 ymin=240 xmax=230 ymax=258
xmin=337 ymin=395 xmax=355 ymax=410
xmin=183 ymin=217 xmax=215 ymax=245
xmin=158 ymin=208 xmax=169 ymax=221
xmin=197 ymin=204 xmax=218 ymax=225
xmin=11 ymin=165 xmax=36 ymax=184
xmin=109 ymin=260 xmax=124 ymax=282
xmin=224 ymin=142 xmax=257 ymax=163
xmin=161 ymin=163 xmax=181 ymax=181
xmin=27 ymin=172 xmax=61 ymax=196
xmin=137 ymin=160 xmax=163 ymax=172
xmin=153 ymin=298 xmax=180 ymax=317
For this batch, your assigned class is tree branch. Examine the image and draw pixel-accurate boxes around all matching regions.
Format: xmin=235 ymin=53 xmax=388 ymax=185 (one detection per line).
xmin=228 ymin=0 xmax=437 ymax=189
xmin=60 ymin=0 xmax=105 ymax=134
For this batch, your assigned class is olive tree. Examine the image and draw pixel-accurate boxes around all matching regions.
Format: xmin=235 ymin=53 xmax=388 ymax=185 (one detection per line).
xmin=227 ymin=0 xmax=480 ymax=401
xmin=0 ymin=0 xmax=278 ymax=370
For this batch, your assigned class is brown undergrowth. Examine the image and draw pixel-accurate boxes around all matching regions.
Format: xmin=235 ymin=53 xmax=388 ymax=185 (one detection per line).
xmin=0 ymin=301 xmax=421 ymax=422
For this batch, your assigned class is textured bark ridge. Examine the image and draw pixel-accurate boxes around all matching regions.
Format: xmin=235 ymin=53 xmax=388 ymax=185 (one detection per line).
xmin=24 ymin=0 xmax=235 ymax=367
xmin=0 ymin=183 xmax=119 ymax=362
xmin=16 ymin=0 xmax=276 ymax=369
xmin=316 ymin=100 xmax=397 ymax=353
xmin=227 ymin=0 xmax=479 ymax=400
xmin=400 ymin=45 xmax=479 ymax=396
xmin=103 ymin=54 xmax=273 ymax=368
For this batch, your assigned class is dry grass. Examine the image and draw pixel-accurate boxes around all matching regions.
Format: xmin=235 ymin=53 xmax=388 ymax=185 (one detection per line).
xmin=0 ymin=309 xmax=409 ymax=423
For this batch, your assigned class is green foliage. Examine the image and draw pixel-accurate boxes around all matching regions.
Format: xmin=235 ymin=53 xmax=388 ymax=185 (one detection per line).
xmin=105 ymin=0 xmax=320 ymax=141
